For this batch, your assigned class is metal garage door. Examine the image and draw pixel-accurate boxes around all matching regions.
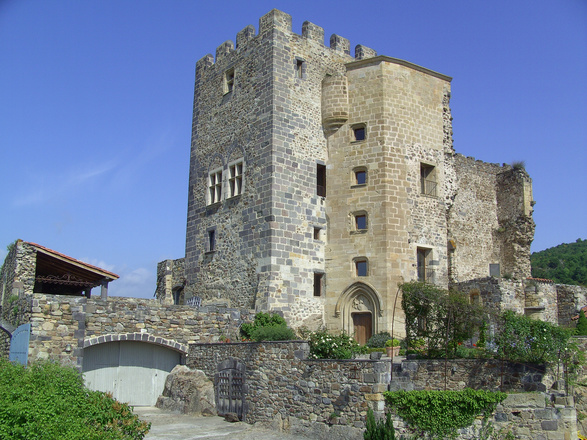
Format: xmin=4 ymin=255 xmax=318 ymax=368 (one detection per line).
xmin=82 ymin=341 xmax=181 ymax=406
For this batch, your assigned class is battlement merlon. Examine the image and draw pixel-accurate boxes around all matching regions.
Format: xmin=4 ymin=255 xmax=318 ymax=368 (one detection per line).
xmin=194 ymin=9 xmax=379 ymax=72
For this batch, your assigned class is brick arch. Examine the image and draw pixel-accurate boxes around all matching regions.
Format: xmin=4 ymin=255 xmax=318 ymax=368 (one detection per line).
xmin=83 ymin=333 xmax=188 ymax=354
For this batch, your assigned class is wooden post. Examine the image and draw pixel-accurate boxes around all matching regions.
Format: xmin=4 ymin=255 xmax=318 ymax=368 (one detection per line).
xmin=100 ymin=281 xmax=108 ymax=300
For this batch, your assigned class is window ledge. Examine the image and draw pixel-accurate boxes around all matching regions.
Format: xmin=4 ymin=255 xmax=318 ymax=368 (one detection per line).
xmin=350 ymin=230 xmax=368 ymax=235
xmin=351 ymin=183 xmax=367 ymax=189
xmin=205 ymin=250 xmax=216 ymax=255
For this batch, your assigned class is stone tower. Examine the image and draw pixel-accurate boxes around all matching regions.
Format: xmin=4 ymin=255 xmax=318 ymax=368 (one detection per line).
xmin=182 ymin=9 xmax=535 ymax=340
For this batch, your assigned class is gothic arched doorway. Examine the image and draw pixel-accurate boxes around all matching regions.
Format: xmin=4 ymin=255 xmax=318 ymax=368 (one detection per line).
xmin=335 ymin=282 xmax=383 ymax=344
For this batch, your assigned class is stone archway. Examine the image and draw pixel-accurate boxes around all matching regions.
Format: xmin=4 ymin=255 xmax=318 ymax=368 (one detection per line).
xmin=335 ymin=282 xmax=383 ymax=344
xmin=82 ymin=333 xmax=187 ymax=406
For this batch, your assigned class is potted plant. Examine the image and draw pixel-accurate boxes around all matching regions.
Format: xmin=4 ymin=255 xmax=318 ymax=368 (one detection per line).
xmin=385 ymin=338 xmax=401 ymax=358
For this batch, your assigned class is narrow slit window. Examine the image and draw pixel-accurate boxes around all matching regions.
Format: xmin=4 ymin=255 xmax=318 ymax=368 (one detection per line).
xmin=208 ymin=168 xmax=223 ymax=204
xmin=224 ymin=68 xmax=235 ymax=94
xmin=228 ymin=159 xmax=244 ymax=198
xmin=313 ymin=273 xmax=324 ymax=297
xmin=417 ymin=247 xmax=432 ymax=282
xmin=420 ymin=163 xmax=437 ymax=196
xmin=317 ymin=164 xmax=326 ymax=197
xmin=295 ymin=58 xmax=305 ymax=79
xmin=208 ymin=229 xmax=216 ymax=252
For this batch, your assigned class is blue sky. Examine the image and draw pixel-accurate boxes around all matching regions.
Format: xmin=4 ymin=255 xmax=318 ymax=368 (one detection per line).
xmin=1 ymin=0 xmax=585 ymax=298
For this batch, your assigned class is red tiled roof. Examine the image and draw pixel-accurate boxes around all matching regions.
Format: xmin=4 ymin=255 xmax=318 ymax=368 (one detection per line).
xmin=25 ymin=241 xmax=119 ymax=279
xmin=526 ymin=277 xmax=554 ymax=283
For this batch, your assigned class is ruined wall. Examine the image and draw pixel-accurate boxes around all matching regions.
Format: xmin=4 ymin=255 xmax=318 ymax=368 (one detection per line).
xmin=28 ymin=294 xmax=254 ymax=369
xmin=155 ymin=258 xmax=186 ymax=305
xmin=0 ymin=240 xmax=35 ymax=327
xmin=557 ymin=284 xmax=587 ymax=327
xmin=455 ymin=277 xmax=583 ymax=327
xmin=448 ymin=156 xmax=504 ymax=282
xmin=448 ymin=157 xmax=534 ymax=283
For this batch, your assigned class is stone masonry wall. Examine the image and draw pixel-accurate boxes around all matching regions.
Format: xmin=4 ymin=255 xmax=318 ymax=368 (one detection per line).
xmin=455 ymin=277 xmax=583 ymax=328
xmin=0 ymin=327 xmax=10 ymax=359
xmin=29 ymin=294 xmax=254 ymax=369
xmin=557 ymin=284 xmax=587 ymax=327
xmin=390 ymin=358 xmax=551 ymax=393
xmin=188 ymin=341 xmax=389 ymax=428
xmin=189 ymin=341 xmax=576 ymax=439
xmin=448 ymin=156 xmax=506 ymax=283
xmin=1 ymin=240 xmax=35 ymax=327
xmin=155 ymin=258 xmax=186 ymax=305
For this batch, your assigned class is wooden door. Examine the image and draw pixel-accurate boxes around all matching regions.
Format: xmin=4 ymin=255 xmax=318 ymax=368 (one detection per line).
xmin=352 ymin=312 xmax=372 ymax=345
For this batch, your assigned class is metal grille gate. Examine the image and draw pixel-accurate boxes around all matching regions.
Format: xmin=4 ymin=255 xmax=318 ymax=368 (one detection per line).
xmin=214 ymin=358 xmax=246 ymax=420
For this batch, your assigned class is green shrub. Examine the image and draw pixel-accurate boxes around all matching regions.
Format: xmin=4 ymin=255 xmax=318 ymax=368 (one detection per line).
xmin=495 ymin=310 xmax=572 ymax=363
xmin=364 ymin=408 xmax=395 ymax=440
xmin=385 ymin=338 xmax=400 ymax=347
xmin=240 ymin=312 xmax=288 ymax=340
xmin=577 ymin=310 xmax=587 ymax=336
xmin=0 ymin=358 xmax=150 ymax=440
xmin=251 ymin=324 xmax=296 ymax=341
xmin=400 ymin=282 xmax=484 ymax=358
xmin=385 ymin=389 xmax=506 ymax=439
xmin=367 ymin=332 xmax=391 ymax=348
xmin=308 ymin=330 xmax=366 ymax=359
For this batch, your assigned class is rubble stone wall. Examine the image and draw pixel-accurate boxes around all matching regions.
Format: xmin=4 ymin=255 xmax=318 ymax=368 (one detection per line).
xmin=28 ymin=294 xmax=253 ymax=369
xmin=188 ymin=341 xmax=389 ymax=427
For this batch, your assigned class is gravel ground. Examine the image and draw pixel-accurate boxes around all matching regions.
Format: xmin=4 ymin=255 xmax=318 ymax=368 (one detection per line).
xmin=134 ymin=407 xmax=316 ymax=440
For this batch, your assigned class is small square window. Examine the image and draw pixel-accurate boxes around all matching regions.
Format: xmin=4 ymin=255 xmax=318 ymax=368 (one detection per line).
xmin=355 ymin=170 xmax=367 ymax=185
xmin=355 ymin=259 xmax=368 ymax=277
xmin=224 ymin=68 xmax=235 ymax=95
xmin=355 ymin=214 xmax=367 ymax=231
xmin=313 ymin=227 xmax=321 ymax=240
xmin=314 ymin=273 xmax=324 ymax=297
xmin=352 ymin=125 xmax=366 ymax=142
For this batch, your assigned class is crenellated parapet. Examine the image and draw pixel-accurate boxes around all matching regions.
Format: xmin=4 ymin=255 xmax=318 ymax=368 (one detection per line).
xmin=194 ymin=9 xmax=377 ymax=74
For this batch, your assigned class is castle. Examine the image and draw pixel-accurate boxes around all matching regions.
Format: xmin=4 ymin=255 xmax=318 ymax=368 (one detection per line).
xmin=156 ymin=9 xmax=537 ymax=342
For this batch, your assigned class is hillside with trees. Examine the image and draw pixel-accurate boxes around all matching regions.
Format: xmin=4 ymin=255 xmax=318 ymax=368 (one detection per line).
xmin=531 ymin=239 xmax=587 ymax=286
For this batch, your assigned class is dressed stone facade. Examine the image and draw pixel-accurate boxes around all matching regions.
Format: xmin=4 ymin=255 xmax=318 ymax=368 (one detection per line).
xmin=160 ymin=9 xmax=538 ymax=341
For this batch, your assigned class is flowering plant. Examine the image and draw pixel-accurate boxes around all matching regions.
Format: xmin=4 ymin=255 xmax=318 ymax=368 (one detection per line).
xmin=308 ymin=330 xmax=367 ymax=359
